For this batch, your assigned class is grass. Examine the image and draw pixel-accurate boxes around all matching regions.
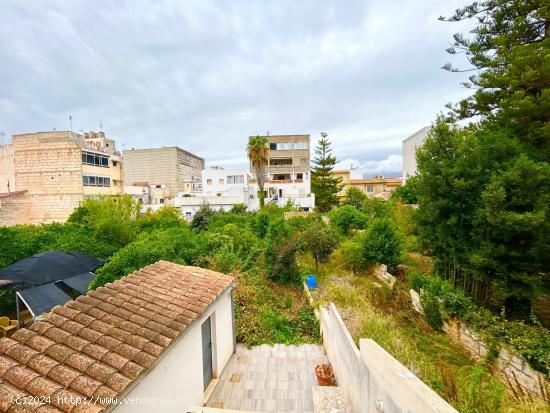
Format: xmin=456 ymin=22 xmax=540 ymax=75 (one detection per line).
xmin=299 ymin=250 xmax=549 ymax=412
xmin=233 ymin=267 xmax=320 ymax=346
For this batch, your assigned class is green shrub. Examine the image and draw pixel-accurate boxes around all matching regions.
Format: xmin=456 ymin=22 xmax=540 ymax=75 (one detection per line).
xmin=68 ymin=195 xmax=140 ymax=246
xmin=229 ymin=203 xmax=248 ymax=214
xmin=252 ymin=209 xmax=271 ymax=238
xmin=190 ymin=204 xmax=216 ymax=231
xmin=361 ymin=218 xmax=402 ymax=268
xmin=264 ymin=218 xmax=301 ymax=284
xmin=408 ymin=271 xmax=426 ymax=292
xmin=422 ymin=292 xmax=444 ymax=330
xmin=329 ymin=205 xmax=367 ymax=235
xmin=340 ymin=235 xmax=366 ymax=270
xmin=91 ymin=227 xmax=204 ymax=288
xmin=344 ymin=187 xmax=367 ymax=209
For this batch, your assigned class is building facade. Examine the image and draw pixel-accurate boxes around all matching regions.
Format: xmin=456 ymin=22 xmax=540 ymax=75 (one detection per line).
xmin=402 ymin=126 xmax=430 ymax=183
xmin=250 ymin=134 xmax=314 ymax=209
xmin=332 ymin=168 xmax=402 ymax=201
xmin=123 ymin=147 xmax=204 ymax=200
xmin=0 ymin=130 xmax=123 ymax=225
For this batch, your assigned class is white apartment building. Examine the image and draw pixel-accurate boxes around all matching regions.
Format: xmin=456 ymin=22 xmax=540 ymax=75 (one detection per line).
xmin=402 ymin=126 xmax=430 ymax=183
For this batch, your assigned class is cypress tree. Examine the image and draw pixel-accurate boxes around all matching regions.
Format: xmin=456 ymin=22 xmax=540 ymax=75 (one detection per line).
xmin=311 ymin=133 xmax=343 ymax=213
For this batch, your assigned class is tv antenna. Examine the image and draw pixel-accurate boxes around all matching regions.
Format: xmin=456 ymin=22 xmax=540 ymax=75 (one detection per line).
xmin=69 ymin=115 xmax=73 ymax=131
xmin=99 ymin=120 xmax=103 ymax=131
xmin=0 ymin=130 xmax=5 ymax=145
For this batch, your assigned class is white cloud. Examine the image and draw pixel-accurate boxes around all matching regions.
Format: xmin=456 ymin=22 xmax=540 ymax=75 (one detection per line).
xmin=0 ymin=0 xmax=475 ymax=168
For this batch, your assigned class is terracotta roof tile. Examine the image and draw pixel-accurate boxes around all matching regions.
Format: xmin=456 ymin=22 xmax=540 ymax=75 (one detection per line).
xmin=104 ymin=373 xmax=131 ymax=393
xmin=27 ymin=354 xmax=59 ymax=376
xmin=0 ymin=261 xmax=234 ymax=411
xmin=69 ymin=375 xmax=102 ymax=397
xmin=70 ymin=402 xmax=103 ymax=413
xmin=0 ymin=356 xmax=19 ymax=376
xmin=25 ymin=376 xmax=63 ymax=398
xmin=35 ymin=405 xmax=65 ymax=413
xmin=64 ymin=354 xmax=95 ymax=374
xmin=25 ymin=335 xmax=55 ymax=353
xmin=10 ymin=329 xmax=36 ymax=344
xmin=0 ymin=381 xmax=27 ymax=412
xmin=4 ymin=365 xmax=40 ymax=389
xmin=46 ymin=364 xmax=81 ymax=387
xmin=5 ymin=344 xmax=39 ymax=364
xmin=85 ymin=362 xmax=116 ymax=383
xmin=44 ymin=344 xmax=75 ymax=363
xmin=0 ymin=338 xmax=18 ymax=355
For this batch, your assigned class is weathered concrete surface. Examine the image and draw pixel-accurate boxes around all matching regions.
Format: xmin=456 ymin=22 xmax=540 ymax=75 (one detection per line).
xmin=206 ymin=343 xmax=327 ymax=413
xmin=318 ymin=303 xmax=457 ymax=413
xmin=312 ymin=386 xmax=351 ymax=413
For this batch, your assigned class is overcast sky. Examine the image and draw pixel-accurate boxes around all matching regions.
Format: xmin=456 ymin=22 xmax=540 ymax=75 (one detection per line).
xmin=0 ymin=0 xmax=474 ymax=177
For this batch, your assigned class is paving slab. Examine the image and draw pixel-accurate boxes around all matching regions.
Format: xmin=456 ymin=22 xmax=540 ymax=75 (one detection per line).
xmin=207 ymin=343 xmax=328 ymax=413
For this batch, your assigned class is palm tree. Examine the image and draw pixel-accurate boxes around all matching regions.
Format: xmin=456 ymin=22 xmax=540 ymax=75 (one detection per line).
xmin=247 ymin=135 xmax=269 ymax=207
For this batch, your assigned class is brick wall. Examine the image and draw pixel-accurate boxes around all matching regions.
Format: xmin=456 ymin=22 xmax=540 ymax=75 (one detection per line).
xmin=12 ymin=132 xmax=84 ymax=223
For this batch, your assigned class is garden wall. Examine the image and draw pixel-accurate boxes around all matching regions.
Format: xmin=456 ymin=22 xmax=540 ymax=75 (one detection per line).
xmin=442 ymin=318 xmax=548 ymax=398
xmin=317 ymin=302 xmax=457 ymax=413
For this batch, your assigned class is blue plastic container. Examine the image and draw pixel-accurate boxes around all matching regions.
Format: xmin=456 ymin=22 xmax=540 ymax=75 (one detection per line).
xmin=306 ymin=274 xmax=317 ymax=289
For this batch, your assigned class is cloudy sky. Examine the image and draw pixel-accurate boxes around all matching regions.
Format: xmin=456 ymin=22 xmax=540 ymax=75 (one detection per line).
xmin=0 ymin=0 xmax=474 ymax=177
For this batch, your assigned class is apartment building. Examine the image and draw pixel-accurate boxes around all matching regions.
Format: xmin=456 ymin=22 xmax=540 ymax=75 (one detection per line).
xmin=123 ymin=147 xmax=204 ymax=201
xmin=332 ymin=168 xmax=402 ymax=201
xmin=402 ymin=126 xmax=430 ymax=183
xmin=249 ymin=134 xmax=314 ymax=209
xmin=0 ymin=130 xmax=123 ymax=225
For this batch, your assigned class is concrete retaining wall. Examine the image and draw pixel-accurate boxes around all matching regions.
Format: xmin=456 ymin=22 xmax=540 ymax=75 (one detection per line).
xmin=318 ymin=303 xmax=457 ymax=413
xmin=443 ymin=319 xmax=548 ymax=397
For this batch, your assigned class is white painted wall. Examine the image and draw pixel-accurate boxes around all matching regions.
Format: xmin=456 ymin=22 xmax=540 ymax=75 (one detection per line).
xmin=112 ymin=287 xmax=235 ymax=413
xmin=318 ymin=303 xmax=457 ymax=413
xmin=402 ymin=127 xmax=430 ymax=183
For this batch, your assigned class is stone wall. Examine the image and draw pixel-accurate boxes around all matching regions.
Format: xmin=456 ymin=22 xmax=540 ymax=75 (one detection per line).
xmin=409 ymin=292 xmax=549 ymax=399
xmin=11 ymin=132 xmax=84 ymax=223
xmin=442 ymin=319 xmax=548 ymax=398
xmin=0 ymin=190 xmax=30 ymax=225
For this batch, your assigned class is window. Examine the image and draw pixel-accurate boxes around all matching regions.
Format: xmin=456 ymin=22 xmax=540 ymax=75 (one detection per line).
xmin=82 ymin=151 xmax=109 ymax=168
xmin=367 ymin=185 xmax=374 ymax=193
xmin=112 ymin=160 xmax=118 ymax=167
xmin=269 ymin=142 xmax=291 ymax=151
xmin=227 ymin=175 xmax=244 ymax=184
xmin=219 ymin=179 xmax=224 ymax=184
xmin=160 ymin=198 xmax=164 ymax=204
xmin=294 ymin=141 xmax=308 ymax=150
xmin=185 ymin=212 xmax=192 ymax=221
xmin=207 ymin=179 xmax=212 ymax=185
xmin=83 ymin=175 xmax=110 ymax=187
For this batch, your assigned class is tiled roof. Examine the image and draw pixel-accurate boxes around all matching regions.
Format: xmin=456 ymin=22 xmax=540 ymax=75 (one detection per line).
xmin=0 ymin=261 xmax=234 ymax=413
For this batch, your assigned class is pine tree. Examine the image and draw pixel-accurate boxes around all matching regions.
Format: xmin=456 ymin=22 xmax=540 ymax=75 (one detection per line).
xmin=311 ymin=133 xmax=343 ymax=212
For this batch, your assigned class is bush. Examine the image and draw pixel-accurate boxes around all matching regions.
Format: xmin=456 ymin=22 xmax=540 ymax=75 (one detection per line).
xmin=422 ymin=292 xmax=444 ymax=330
xmin=68 ymin=195 xmax=140 ymax=246
xmin=229 ymin=203 xmax=248 ymax=214
xmin=340 ymin=235 xmax=366 ymax=270
xmin=361 ymin=218 xmax=402 ymax=267
xmin=328 ymin=205 xmax=367 ymax=235
xmin=190 ymin=204 xmax=216 ymax=231
xmin=91 ymin=227 xmax=205 ymax=288
xmin=137 ymin=207 xmax=185 ymax=231
xmin=344 ymin=187 xmax=367 ymax=209
xmin=264 ymin=219 xmax=301 ymax=284
xmin=302 ymin=219 xmax=339 ymax=270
